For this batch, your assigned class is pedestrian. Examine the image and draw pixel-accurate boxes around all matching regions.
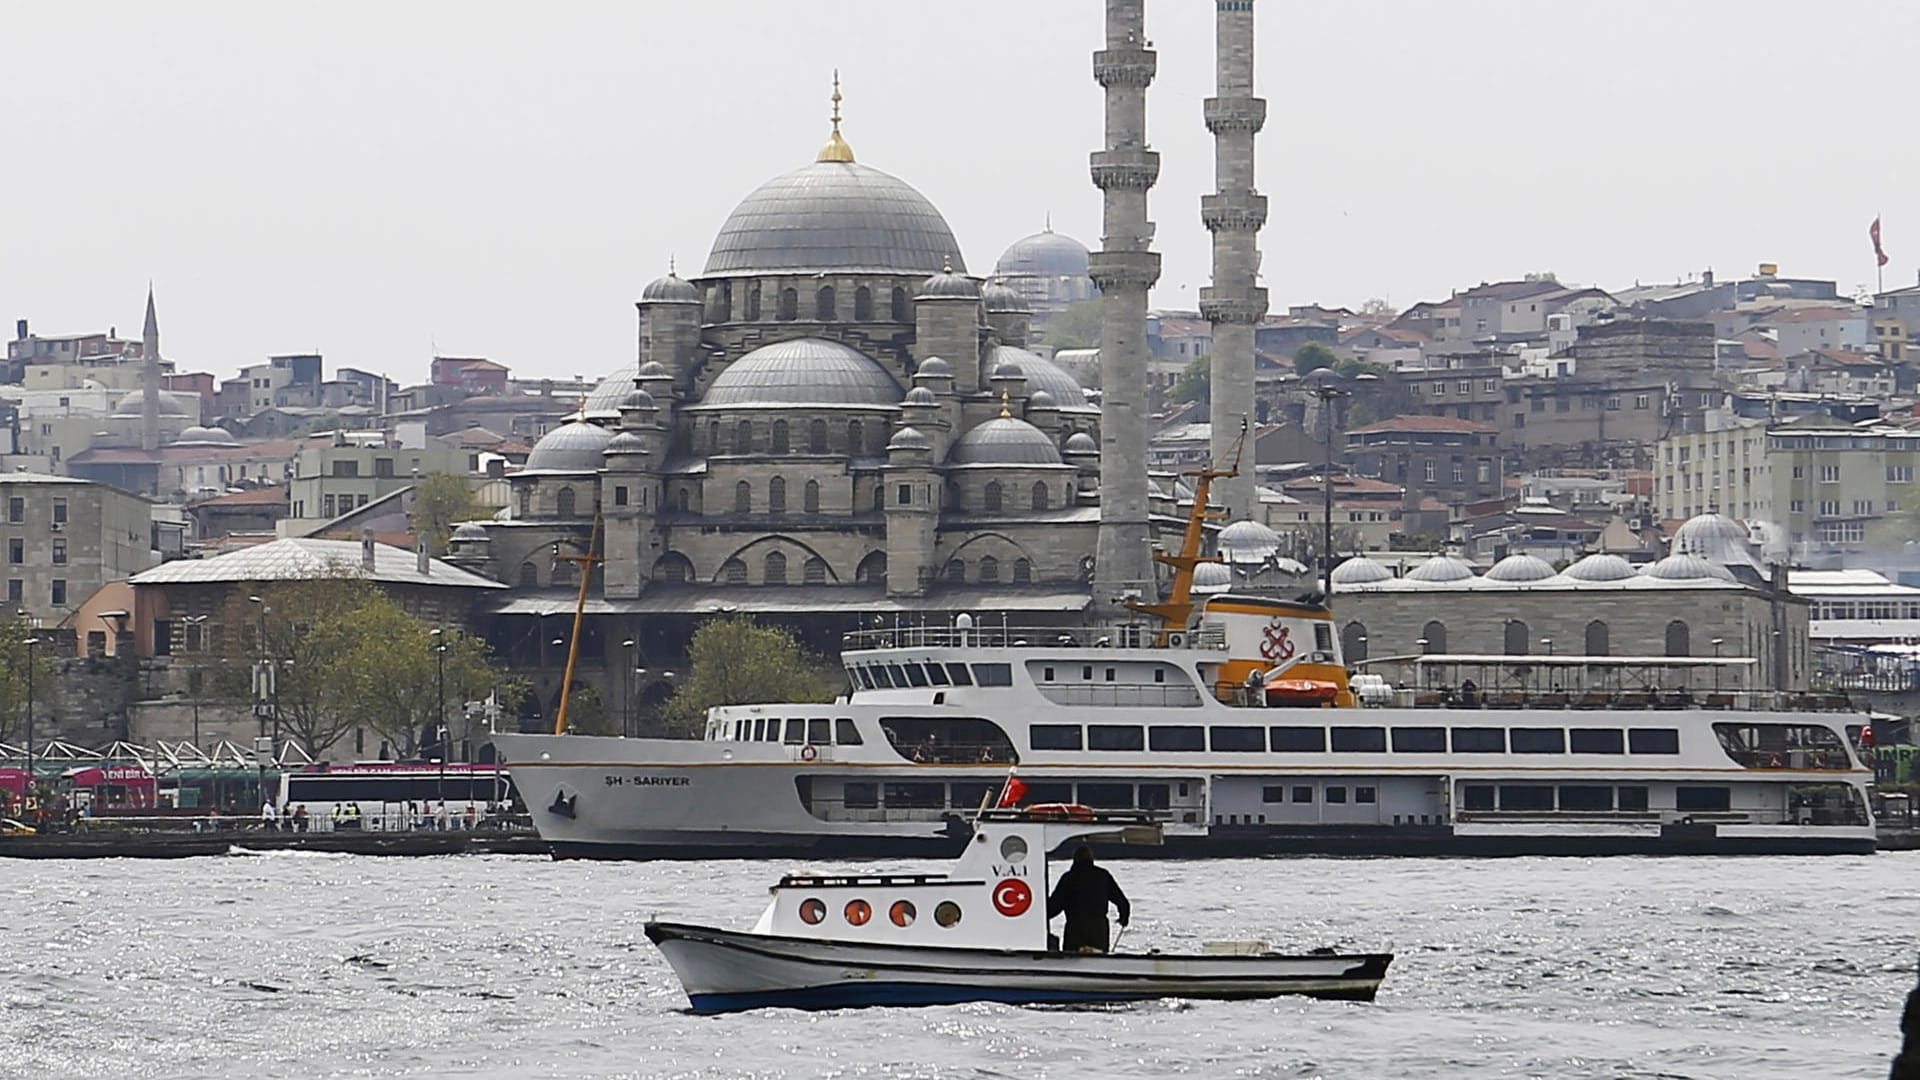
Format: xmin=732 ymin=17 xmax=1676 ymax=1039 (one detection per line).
xmin=261 ymin=798 xmax=279 ymax=831
xmin=1047 ymin=845 xmax=1131 ymax=954
xmin=292 ymin=804 xmax=309 ymax=833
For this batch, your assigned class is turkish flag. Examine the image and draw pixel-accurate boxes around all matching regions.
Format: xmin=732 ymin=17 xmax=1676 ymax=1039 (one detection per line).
xmin=1872 ymin=216 xmax=1890 ymax=267
xmin=997 ymin=771 xmax=1028 ymax=808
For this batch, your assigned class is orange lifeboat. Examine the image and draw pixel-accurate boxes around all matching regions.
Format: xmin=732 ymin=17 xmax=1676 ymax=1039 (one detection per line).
xmin=1264 ymin=678 xmax=1342 ymax=707
xmin=1026 ymin=803 xmax=1097 ymax=822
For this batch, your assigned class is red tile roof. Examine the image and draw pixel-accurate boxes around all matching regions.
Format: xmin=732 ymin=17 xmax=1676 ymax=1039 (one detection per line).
xmin=188 ymin=486 xmax=289 ymax=508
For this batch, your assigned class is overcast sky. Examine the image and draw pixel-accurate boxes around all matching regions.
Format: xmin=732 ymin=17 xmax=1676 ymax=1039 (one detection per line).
xmin=6 ymin=1 xmax=1916 ymax=387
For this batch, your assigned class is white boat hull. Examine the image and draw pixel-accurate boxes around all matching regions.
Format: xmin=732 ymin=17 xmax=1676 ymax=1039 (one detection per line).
xmin=644 ymin=920 xmax=1392 ymax=1013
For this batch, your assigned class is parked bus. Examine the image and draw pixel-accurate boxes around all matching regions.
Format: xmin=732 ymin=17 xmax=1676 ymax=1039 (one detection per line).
xmin=277 ymin=763 xmax=516 ymax=831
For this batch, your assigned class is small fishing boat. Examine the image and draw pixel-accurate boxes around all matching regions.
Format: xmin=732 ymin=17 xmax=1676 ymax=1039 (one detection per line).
xmin=644 ymin=807 xmax=1393 ymax=1013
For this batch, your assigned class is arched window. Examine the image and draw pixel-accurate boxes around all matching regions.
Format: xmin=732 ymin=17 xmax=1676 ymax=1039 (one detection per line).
xmin=1585 ymin=619 xmax=1610 ymax=657
xmin=764 ymin=551 xmax=787 ymax=585
xmin=771 ymin=420 xmax=790 ymax=454
xmin=854 ymin=286 xmax=873 ymax=321
xmin=1342 ymin=621 xmax=1369 ymax=663
xmin=734 ymin=480 xmax=752 ymax=514
xmin=984 ymin=481 xmax=1003 ymax=513
xmin=779 ymin=288 xmax=797 ymax=321
xmin=714 ymin=282 xmax=733 ymax=322
xmin=516 ymin=487 xmax=531 ymax=519
xmin=676 ymin=488 xmax=690 ymax=513
xmin=745 ymin=281 xmax=762 ymax=321
xmin=1421 ymin=620 xmax=1446 ymax=654
xmin=979 ymin=555 xmax=1000 ymax=583
xmin=804 ymin=480 xmax=821 ymax=514
xmin=552 ymin=558 xmax=575 ymax=587
xmin=734 ymin=420 xmax=754 ymax=454
xmin=555 ymin=487 xmax=576 ymax=520
xmin=872 ymin=483 xmax=885 ymax=513
xmin=891 ymin=287 xmax=909 ymax=322
xmin=708 ymin=421 xmax=721 ymax=453
xmin=651 ymin=552 xmax=693 ymax=583
xmin=803 ymin=557 xmax=828 ymax=584
xmin=518 ymin=562 xmax=538 ymax=588
xmin=1031 ymin=481 xmax=1050 ymax=511
xmin=1665 ymin=619 xmax=1691 ymax=657
xmin=946 ymin=560 xmax=966 ymax=582
xmin=1012 ymin=558 xmax=1033 ymax=585
xmin=809 ymin=419 xmax=828 ymax=453
xmin=815 ymin=286 xmax=835 ymax=320
xmin=721 ymin=558 xmax=748 ymax=585
xmin=855 ymin=551 xmax=887 ymax=583
xmin=1503 ymin=619 xmax=1530 ymax=656
xmin=848 ymin=420 xmax=863 ymax=455
xmin=769 ymin=476 xmax=786 ymax=516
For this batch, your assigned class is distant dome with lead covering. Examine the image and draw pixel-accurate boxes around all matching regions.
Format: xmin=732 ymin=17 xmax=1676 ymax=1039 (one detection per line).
xmin=113 ymin=389 xmax=190 ymax=417
xmin=1063 ymin=431 xmax=1098 ymax=453
xmin=1641 ymin=552 xmax=1736 ymax=582
xmin=1217 ymin=520 xmax=1281 ymax=563
xmin=916 ymin=357 xmax=953 ymax=378
xmin=981 ymin=281 xmax=1029 ymax=313
xmin=994 ymin=228 xmax=1092 ymax=280
xmin=1192 ymin=562 xmax=1233 ymax=594
xmin=1673 ymin=511 xmax=1762 ymax=571
xmin=583 ymin=364 xmax=638 ymax=416
xmin=698 ymin=338 xmax=900 ymax=408
xmin=987 ymin=346 xmax=1090 ymax=409
xmin=888 ymin=426 xmax=931 ymax=451
xmin=1561 ymin=552 xmax=1637 ymax=582
xmin=1330 ymin=555 xmax=1393 ymax=585
xmin=525 ymin=420 xmax=614 ymax=472
xmin=1406 ymin=554 xmax=1477 ymax=583
xmin=949 ymin=417 xmax=1062 ymax=465
xmin=703 ymin=160 xmax=964 ymax=280
xmin=1483 ymin=552 xmax=1558 ymax=583
xmin=639 ymin=272 xmax=699 ymax=303
xmin=173 ymin=425 xmax=237 ymax=445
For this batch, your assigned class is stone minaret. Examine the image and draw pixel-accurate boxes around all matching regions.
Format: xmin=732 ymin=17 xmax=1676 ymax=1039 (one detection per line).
xmin=1203 ymin=0 xmax=1267 ymax=521
xmin=140 ymin=286 xmax=161 ymax=452
xmin=1088 ymin=0 xmax=1161 ymax=611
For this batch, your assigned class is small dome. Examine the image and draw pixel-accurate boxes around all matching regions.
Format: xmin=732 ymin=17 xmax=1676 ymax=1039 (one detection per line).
xmin=173 ymin=425 xmax=237 ymax=445
xmin=525 ymin=420 xmax=614 ymax=472
xmin=605 ymin=431 xmax=649 ymax=455
xmin=902 ymin=386 xmax=938 ymax=406
xmin=1641 ymin=553 xmax=1736 ymax=582
xmin=888 ymin=426 xmax=932 ymax=451
xmin=700 ymin=339 xmax=900 ymax=408
xmin=451 ymin=522 xmax=490 ymax=541
xmin=583 ymin=364 xmax=638 ymax=415
xmin=621 ymin=388 xmax=656 ymax=410
xmin=1062 ymin=431 xmax=1098 ymax=454
xmin=640 ymin=272 xmax=699 ymax=304
xmin=981 ymin=281 xmax=1029 ymax=313
xmin=994 ymin=229 xmax=1092 ymax=280
xmin=1673 ymin=511 xmax=1762 ymax=570
xmin=1330 ymin=555 xmax=1393 ymax=585
xmin=1192 ymin=562 xmax=1233 ymax=594
xmin=1027 ymin=389 xmax=1057 ymax=410
xmin=1406 ymin=554 xmax=1477 ymax=583
xmin=112 ymin=389 xmax=190 ymax=417
xmin=987 ymin=346 xmax=1090 ymax=409
xmin=916 ymin=357 xmax=953 ymax=378
xmin=949 ymin=417 xmax=1062 ymax=465
xmin=1217 ymin=520 xmax=1282 ymax=563
xmin=1483 ymin=552 xmax=1558 ymax=583
xmin=637 ymin=360 xmax=670 ymax=379
xmin=919 ymin=266 xmax=981 ymax=300
xmin=1561 ymin=552 xmax=1637 ymax=582
xmin=992 ymin=361 xmax=1025 ymax=379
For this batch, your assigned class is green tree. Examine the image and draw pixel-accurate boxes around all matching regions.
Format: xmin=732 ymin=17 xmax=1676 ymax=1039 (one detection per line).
xmin=557 ymin=683 xmax=614 ymax=736
xmin=1294 ymin=341 xmax=1338 ymax=376
xmin=663 ymin=617 xmax=833 ymax=734
xmin=0 ymin=619 xmax=58 ymax=746
xmin=1170 ymin=355 xmax=1211 ymax=406
xmin=1358 ymin=297 xmax=1395 ymax=317
xmin=1045 ymin=300 xmax=1106 ymax=353
xmin=410 ymin=473 xmax=486 ymax=556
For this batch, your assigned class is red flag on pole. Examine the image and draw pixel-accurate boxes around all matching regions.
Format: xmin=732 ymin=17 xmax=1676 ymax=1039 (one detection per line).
xmin=1872 ymin=216 xmax=1890 ymax=267
xmin=997 ymin=768 xmax=1028 ymax=808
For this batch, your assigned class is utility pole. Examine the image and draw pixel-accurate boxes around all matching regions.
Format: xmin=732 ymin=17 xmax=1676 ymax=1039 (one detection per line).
xmin=431 ymin=627 xmax=448 ymax=818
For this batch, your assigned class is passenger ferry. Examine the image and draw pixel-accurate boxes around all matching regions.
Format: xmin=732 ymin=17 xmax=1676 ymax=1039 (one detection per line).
xmin=494 ymin=469 xmax=1877 ymax=860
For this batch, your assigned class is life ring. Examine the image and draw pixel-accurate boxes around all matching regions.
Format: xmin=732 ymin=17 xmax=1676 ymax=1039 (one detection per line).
xmin=799 ymin=745 xmax=818 ymax=762
xmin=992 ymin=877 xmax=1033 ymax=917
xmin=1027 ymin=803 xmax=1095 ymax=822
xmin=1767 ymin=753 xmax=1783 ymax=768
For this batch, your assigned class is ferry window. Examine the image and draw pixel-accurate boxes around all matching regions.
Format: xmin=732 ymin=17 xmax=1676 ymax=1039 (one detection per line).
xmin=951 ymin=782 xmax=998 ymax=809
xmin=1330 ymin=726 xmax=1388 ymax=753
xmin=808 ymin=718 xmax=831 ymax=745
xmin=870 ymin=665 xmax=895 ymax=689
xmin=1676 ymin=786 xmax=1731 ymax=812
xmin=1314 ymin=623 xmax=1334 ymax=654
xmin=934 ymin=901 xmax=962 ymax=928
xmin=1461 ymin=785 xmax=1495 ymax=811
xmin=1148 ymin=726 xmax=1205 ymax=752
xmin=844 ymin=782 xmax=878 ymax=809
xmin=1452 ymin=727 xmax=1505 ymax=753
xmin=854 ymin=667 xmax=875 ymax=690
xmin=946 ymin=663 xmax=972 ymax=686
xmin=1618 ymin=786 xmax=1650 ymax=812
xmin=882 ymin=782 xmax=946 ymax=808
xmin=1209 ymin=726 xmax=1266 ymax=753
xmin=887 ymin=664 xmax=910 ymax=687
xmin=1077 ymin=782 xmax=1134 ymax=808
xmin=1025 ymin=782 xmax=1072 ymax=803
xmin=925 ymin=663 xmax=950 ymax=686
xmin=1154 ymin=669 xmax=1166 ymax=684
xmin=1030 ymin=725 xmax=1082 ymax=750
xmin=1509 ymin=728 xmax=1565 ymax=754
xmin=1325 ymin=786 xmax=1349 ymax=804
xmin=1105 ymin=668 xmax=1116 ymax=682
xmin=972 ymin=663 xmax=1014 ymax=686
xmin=1569 ymin=728 xmax=1625 ymax=755
xmin=903 ymin=664 xmax=930 ymax=688
xmin=784 ymin=720 xmax=806 ymax=744
xmin=763 ymin=721 xmax=780 ymax=742
xmin=1391 ymin=727 xmax=1446 ymax=753
xmin=1270 ymin=727 xmax=1326 ymax=753
xmin=1291 ymin=786 xmax=1314 ymax=804
xmin=1355 ymin=786 xmax=1377 ymax=804
xmin=1262 ymin=786 xmax=1287 ymax=804
xmin=1082 ymin=666 xmax=1093 ymax=680
xmin=1042 ymin=667 xmax=1055 ymax=681
xmin=1499 ymin=786 xmax=1555 ymax=812
xmin=834 ymin=719 xmax=862 ymax=745
xmin=1559 ymin=785 xmax=1613 ymax=811
xmin=1088 ymin=725 xmax=1145 ymax=751
xmin=1629 ymin=728 xmax=1681 ymax=755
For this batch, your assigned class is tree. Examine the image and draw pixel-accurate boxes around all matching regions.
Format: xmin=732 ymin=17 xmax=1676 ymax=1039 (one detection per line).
xmin=557 ymin=683 xmax=613 ymax=736
xmin=663 ymin=617 xmax=833 ymax=734
xmin=1170 ymin=356 xmax=1211 ymax=406
xmin=1045 ymin=300 xmax=1105 ymax=353
xmin=1293 ymin=342 xmax=1338 ymax=376
xmin=411 ymin=473 xmax=486 ymax=556
xmin=1358 ymin=297 xmax=1395 ymax=317
xmin=0 ymin=619 xmax=58 ymax=746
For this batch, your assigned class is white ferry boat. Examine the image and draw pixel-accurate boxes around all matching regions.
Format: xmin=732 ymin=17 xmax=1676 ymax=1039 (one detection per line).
xmin=494 ymin=470 xmax=1877 ymax=860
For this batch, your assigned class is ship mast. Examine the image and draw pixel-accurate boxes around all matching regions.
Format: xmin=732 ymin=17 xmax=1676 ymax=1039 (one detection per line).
xmin=551 ymin=515 xmax=603 ymax=736
xmin=1127 ymin=419 xmax=1246 ymax=637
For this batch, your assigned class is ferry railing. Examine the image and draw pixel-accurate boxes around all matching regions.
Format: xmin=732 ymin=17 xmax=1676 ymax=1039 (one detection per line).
xmin=842 ymin=625 xmax=1229 ymax=653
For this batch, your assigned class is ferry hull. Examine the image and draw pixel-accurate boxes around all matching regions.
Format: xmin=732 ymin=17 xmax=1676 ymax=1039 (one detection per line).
xmin=644 ymin=920 xmax=1391 ymax=1013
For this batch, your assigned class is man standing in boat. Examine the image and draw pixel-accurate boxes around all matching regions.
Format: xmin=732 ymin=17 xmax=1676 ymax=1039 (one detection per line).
xmin=1048 ymin=846 xmax=1131 ymax=953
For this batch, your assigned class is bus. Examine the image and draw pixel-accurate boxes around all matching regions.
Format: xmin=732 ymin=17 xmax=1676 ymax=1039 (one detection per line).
xmin=277 ymin=763 xmax=517 ymax=831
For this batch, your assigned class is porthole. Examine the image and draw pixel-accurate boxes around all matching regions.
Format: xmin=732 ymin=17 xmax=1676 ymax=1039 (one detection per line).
xmin=890 ymin=900 xmax=917 ymax=927
xmin=999 ymin=835 xmax=1028 ymax=863
xmin=934 ymin=901 xmax=962 ymax=928
xmin=844 ymin=899 xmax=872 ymax=926
xmin=799 ymin=898 xmax=826 ymax=925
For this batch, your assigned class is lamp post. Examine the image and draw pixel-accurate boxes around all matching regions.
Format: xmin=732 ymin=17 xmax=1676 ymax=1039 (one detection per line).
xmin=621 ymin=639 xmax=636 ymax=737
xmin=1712 ymin=637 xmax=1725 ymax=694
xmin=182 ymin=614 xmax=209 ymax=749
xmin=247 ymin=596 xmax=269 ymax=742
xmin=431 ymin=628 xmax=448 ymax=816
xmin=1306 ymin=374 xmax=1375 ymax=595
xmin=20 ymin=611 xmax=41 ymax=794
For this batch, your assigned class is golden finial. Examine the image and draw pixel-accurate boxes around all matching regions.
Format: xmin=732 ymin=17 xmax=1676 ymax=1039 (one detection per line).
xmin=999 ymin=388 xmax=1012 ymax=419
xmin=816 ymin=70 xmax=855 ymax=163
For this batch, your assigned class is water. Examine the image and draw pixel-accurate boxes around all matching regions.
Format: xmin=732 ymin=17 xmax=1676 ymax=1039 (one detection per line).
xmin=1 ymin=851 xmax=1914 ymax=1079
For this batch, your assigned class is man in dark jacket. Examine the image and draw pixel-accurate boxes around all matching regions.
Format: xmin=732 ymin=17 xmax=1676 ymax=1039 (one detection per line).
xmin=1047 ymin=846 xmax=1130 ymax=953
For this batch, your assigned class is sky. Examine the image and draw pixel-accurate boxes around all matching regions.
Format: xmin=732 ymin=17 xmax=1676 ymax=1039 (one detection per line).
xmin=5 ymin=1 xmax=1918 ymax=388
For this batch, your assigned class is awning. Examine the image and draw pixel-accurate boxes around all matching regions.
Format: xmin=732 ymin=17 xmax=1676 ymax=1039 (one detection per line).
xmin=63 ymin=764 xmax=157 ymax=788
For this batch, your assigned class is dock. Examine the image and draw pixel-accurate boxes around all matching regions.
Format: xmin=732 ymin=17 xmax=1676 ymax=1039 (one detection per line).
xmin=0 ymin=828 xmax=549 ymax=859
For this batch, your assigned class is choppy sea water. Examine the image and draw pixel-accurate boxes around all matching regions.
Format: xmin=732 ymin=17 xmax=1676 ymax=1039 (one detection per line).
xmin=0 ymin=851 xmax=1914 ymax=1079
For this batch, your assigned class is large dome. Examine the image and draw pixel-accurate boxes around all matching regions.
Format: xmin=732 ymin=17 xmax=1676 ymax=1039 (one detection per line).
xmin=949 ymin=417 xmax=1063 ymax=466
xmin=987 ymin=346 xmax=1091 ymax=410
xmin=702 ymin=160 xmax=964 ymax=279
xmin=524 ymin=420 xmax=614 ymax=472
xmin=1217 ymin=519 xmax=1281 ymax=564
xmin=698 ymin=338 xmax=900 ymax=409
xmin=583 ymin=364 xmax=638 ymax=417
xmin=994 ymin=229 xmax=1091 ymax=280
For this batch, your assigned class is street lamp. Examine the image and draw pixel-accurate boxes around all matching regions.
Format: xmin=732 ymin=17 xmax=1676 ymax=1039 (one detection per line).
xmin=1712 ymin=637 xmax=1725 ymax=694
xmin=182 ymin=615 xmax=209 ymax=750
xmin=621 ymin=639 xmax=637 ymax=737
xmin=1307 ymin=379 xmax=1350 ymax=596
xmin=20 ymin=611 xmax=41 ymax=793
xmin=431 ymin=627 xmax=448 ymax=816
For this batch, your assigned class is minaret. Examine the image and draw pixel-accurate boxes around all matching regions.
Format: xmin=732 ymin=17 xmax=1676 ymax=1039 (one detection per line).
xmin=141 ymin=286 xmax=161 ymax=452
xmin=1203 ymin=0 xmax=1267 ymax=521
xmin=1088 ymin=0 xmax=1161 ymax=612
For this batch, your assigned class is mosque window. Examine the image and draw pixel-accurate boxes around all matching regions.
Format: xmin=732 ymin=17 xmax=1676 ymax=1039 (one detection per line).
xmin=716 ymin=282 xmax=733 ymax=322
xmin=979 ymin=556 xmax=1000 ymax=583
xmin=735 ymin=481 xmax=752 ymax=514
xmin=517 ymin=488 xmax=531 ymax=518
xmin=552 ymin=559 xmax=575 ymax=587
xmin=518 ymin=562 xmax=538 ymax=588
xmin=1031 ymin=482 xmax=1049 ymax=511
xmin=1503 ymin=619 xmax=1530 ymax=656
xmin=891 ymin=287 xmax=909 ymax=322
xmin=848 ymin=420 xmax=864 ymax=455
xmin=1585 ymin=620 xmax=1610 ymax=657
xmin=677 ymin=488 xmax=691 ymax=513
xmin=765 ymin=551 xmax=788 ymax=585
xmin=803 ymin=557 xmax=828 ymax=585
xmin=1665 ymin=619 xmax=1691 ymax=658
xmin=722 ymin=558 xmax=748 ymax=585
xmin=779 ymin=288 xmax=798 ymax=321
xmin=946 ymin=561 xmax=966 ymax=583
xmin=772 ymin=420 xmax=790 ymax=454
xmin=809 ymin=419 xmax=829 ymax=453
xmin=556 ymin=487 xmax=577 ymax=519
xmin=816 ymin=286 xmax=836 ymax=320
xmin=769 ymin=477 xmax=787 ymax=516
xmin=856 ymin=551 xmax=887 ymax=583
xmin=708 ymin=421 xmax=721 ymax=453
xmin=984 ymin=481 xmax=1004 ymax=513
xmin=804 ymin=480 xmax=821 ymax=514
xmin=872 ymin=483 xmax=885 ymax=513
xmin=855 ymin=286 xmax=873 ymax=321
xmin=1012 ymin=558 xmax=1032 ymax=585
xmin=735 ymin=421 xmax=755 ymax=454
xmin=653 ymin=553 xmax=693 ymax=583
xmin=745 ymin=282 xmax=762 ymax=321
